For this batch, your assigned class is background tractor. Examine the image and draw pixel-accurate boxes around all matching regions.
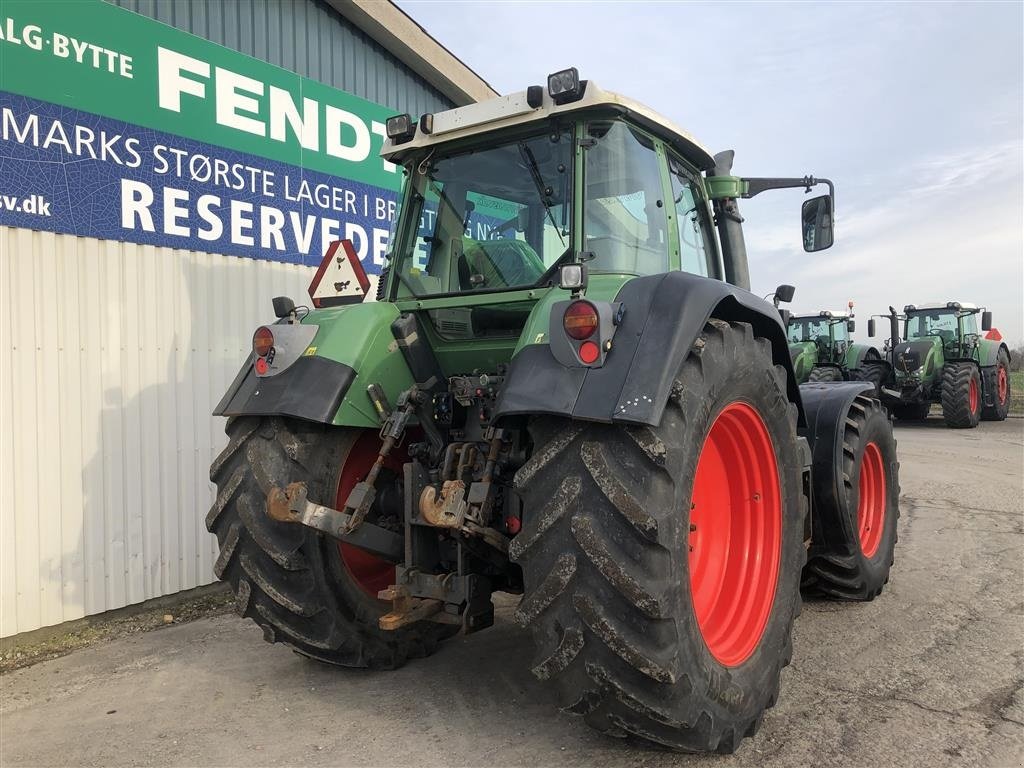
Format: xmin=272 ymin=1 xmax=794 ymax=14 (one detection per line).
xmin=868 ymin=302 xmax=1011 ymax=428
xmin=208 ymin=69 xmax=900 ymax=753
xmin=787 ymin=307 xmax=887 ymax=391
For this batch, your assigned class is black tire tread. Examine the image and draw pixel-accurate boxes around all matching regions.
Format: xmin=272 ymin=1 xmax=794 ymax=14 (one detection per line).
xmin=808 ymin=365 xmax=842 ymax=382
xmin=208 ymin=416 xmax=451 ymax=669
xmin=512 ymin=320 xmax=803 ymax=753
xmin=803 ymin=395 xmax=900 ymax=600
xmin=981 ymin=348 xmax=1011 ymax=421
xmin=940 ymin=362 xmax=980 ymax=428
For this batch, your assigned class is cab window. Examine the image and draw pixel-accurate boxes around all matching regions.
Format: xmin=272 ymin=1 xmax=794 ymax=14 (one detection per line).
xmin=668 ymin=156 xmax=715 ymax=277
xmin=583 ymin=121 xmax=669 ymax=276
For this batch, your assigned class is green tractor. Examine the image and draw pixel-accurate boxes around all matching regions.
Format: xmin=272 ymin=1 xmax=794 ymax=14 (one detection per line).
xmin=787 ymin=308 xmax=886 ymax=390
xmin=868 ymin=302 xmax=1011 ymax=428
xmin=209 ymin=69 xmax=900 ymax=753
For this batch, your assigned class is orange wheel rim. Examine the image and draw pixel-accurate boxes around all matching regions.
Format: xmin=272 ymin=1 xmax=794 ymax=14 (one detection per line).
xmin=688 ymin=403 xmax=782 ymax=667
xmin=857 ymin=442 xmax=886 ymax=558
xmin=335 ymin=432 xmax=399 ymax=598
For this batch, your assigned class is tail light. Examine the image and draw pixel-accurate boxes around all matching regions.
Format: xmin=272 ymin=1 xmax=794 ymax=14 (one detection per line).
xmin=563 ymin=301 xmax=599 ymax=340
xmin=253 ymin=326 xmax=274 ymax=357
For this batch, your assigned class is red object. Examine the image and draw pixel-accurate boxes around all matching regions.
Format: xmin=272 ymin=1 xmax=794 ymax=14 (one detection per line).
xmin=563 ymin=300 xmax=598 ymax=340
xmin=688 ymin=402 xmax=781 ymax=667
xmin=969 ymin=376 xmax=979 ymax=414
xmin=252 ymin=326 xmax=274 ymax=357
xmin=308 ymin=239 xmax=371 ymax=308
xmin=506 ymin=516 xmax=522 ymax=535
xmin=254 ymin=357 xmax=269 ymax=375
xmin=857 ymin=442 xmax=887 ymax=558
xmin=578 ymin=340 xmax=600 ymax=364
xmin=985 ymin=328 xmax=1002 ymax=341
xmin=335 ymin=432 xmax=403 ymax=598
xmin=998 ymin=366 xmax=1008 ymax=404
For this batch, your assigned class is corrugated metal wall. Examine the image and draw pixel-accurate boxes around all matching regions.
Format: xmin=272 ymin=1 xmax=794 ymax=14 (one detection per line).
xmin=0 ymin=228 xmax=316 ymax=636
xmin=107 ymin=0 xmax=454 ymax=116
xmin=0 ymin=1 xmax=452 ymax=638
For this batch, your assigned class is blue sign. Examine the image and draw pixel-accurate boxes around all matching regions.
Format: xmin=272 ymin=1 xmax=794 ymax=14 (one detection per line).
xmin=0 ymin=91 xmax=399 ymax=269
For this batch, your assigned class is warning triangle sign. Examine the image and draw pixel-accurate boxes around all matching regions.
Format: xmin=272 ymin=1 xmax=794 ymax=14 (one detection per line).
xmin=308 ymin=239 xmax=371 ymax=307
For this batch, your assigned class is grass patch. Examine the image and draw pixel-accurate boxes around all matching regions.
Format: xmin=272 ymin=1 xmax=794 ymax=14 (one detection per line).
xmin=1011 ymin=371 xmax=1024 ymax=416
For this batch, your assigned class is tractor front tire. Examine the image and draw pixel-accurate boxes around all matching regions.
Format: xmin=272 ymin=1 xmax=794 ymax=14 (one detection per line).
xmin=981 ymin=348 xmax=1011 ymax=421
xmin=941 ymin=363 xmax=982 ymax=428
xmin=803 ymin=395 xmax=900 ymax=600
xmin=892 ymin=402 xmax=931 ymax=421
xmin=850 ymin=363 xmax=886 ymax=396
xmin=207 ymin=416 xmax=454 ymax=668
xmin=808 ymin=365 xmax=842 ymax=382
xmin=512 ymin=320 xmax=805 ymax=753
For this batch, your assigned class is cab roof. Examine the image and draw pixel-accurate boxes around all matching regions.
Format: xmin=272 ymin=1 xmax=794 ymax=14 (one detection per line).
xmin=381 ymin=81 xmax=716 ymax=171
xmin=905 ymin=302 xmax=979 ymax=313
xmin=792 ymin=310 xmax=851 ymax=320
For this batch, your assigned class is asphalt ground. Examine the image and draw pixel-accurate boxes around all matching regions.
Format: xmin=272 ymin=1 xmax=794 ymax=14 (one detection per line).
xmin=2 ymin=418 xmax=1022 ymax=767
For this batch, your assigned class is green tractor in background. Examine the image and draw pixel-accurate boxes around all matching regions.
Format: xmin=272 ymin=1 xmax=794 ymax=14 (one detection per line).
xmin=208 ymin=69 xmax=900 ymax=753
xmin=787 ymin=306 xmax=886 ymax=391
xmin=869 ymin=302 xmax=1011 ymax=427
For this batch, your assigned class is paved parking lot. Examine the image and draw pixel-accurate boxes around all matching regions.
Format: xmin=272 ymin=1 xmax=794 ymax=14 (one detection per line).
xmin=2 ymin=418 xmax=1022 ymax=767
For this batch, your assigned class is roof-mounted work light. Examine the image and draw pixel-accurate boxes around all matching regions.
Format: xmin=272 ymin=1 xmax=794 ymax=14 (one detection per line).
xmin=547 ymin=67 xmax=583 ymax=105
xmin=385 ymin=113 xmax=415 ymax=142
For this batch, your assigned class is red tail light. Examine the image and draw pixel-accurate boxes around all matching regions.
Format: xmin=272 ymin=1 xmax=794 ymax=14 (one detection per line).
xmin=253 ymin=326 xmax=274 ymax=357
xmin=563 ymin=301 xmax=599 ymax=340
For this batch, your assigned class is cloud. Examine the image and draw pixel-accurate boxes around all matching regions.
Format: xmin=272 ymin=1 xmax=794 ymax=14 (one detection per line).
xmin=400 ymin=0 xmax=1024 ymax=343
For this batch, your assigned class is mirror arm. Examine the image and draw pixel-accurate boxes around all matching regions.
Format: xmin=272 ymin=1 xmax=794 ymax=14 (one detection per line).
xmin=742 ymin=176 xmax=834 ymax=201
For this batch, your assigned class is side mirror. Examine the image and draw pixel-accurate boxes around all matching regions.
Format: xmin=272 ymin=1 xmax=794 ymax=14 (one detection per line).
xmin=801 ymin=195 xmax=834 ymax=252
xmin=981 ymin=311 xmax=992 ymax=331
xmin=868 ymin=318 xmax=876 ymax=338
xmin=847 ymin=319 xmax=855 ymax=333
xmin=775 ymin=284 xmax=796 ymax=304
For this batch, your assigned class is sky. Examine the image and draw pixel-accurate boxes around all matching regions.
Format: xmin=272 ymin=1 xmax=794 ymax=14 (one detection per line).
xmin=398 ymin=0 xmax=1024 ymax=344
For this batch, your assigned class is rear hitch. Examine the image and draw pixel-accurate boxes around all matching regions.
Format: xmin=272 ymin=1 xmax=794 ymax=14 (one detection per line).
xmin=266 ymin=482 xmax=403 ymax=562
xmin=376 ymin=585 xmax=448 ymax=630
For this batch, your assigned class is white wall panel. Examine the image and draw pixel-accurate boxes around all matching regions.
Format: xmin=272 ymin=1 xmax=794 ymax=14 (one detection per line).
xmin=0 ymin=227 xmax=314 ymax=636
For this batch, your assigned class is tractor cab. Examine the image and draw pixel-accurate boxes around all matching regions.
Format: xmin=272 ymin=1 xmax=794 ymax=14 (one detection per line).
xmin=787 ymin=310 xmax=852 ymax=359
xmin=785 ymin=309 xmax=881 ymax=386
xmin=903 ymin=302 xmax=991 ymax=360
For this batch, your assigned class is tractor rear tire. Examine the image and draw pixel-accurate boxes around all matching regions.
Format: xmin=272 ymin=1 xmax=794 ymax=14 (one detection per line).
xmin=892 ymin=402 xmax=931 ymax=421
xmin=207 ymin=416 xmax=455 ymax=668
xmin=850 ymin=363 xmax=885 ymax=397
xmin=981 ymin=348 xmax=1011 ymax=421
xmin=941 ymin=363 xmax=982 ymax=428
xmin=808 ymin=365 xmax=842 ymax=382
xmin=511 ymin=320 xmax=804 ymax=753
xmin=802 ymin=395 xmax=899 ymax=600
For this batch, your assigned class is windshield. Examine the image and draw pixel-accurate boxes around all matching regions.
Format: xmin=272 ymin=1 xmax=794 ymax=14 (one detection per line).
xmin=787 ymin=317 xmax=844 ymax=343
xmin=392 ymin=127 xmax=573 ymax=297
xmin=906 ymin=310 xmax=975 ymax=341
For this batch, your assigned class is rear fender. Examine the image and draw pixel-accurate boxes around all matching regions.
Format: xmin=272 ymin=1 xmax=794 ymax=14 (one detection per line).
xmin=493 ymin=271 xmax=804 ymax=427
xmin=214 ymin=302 xmax=414 ymax=427
xmin=977 ymin=339 xmax=1009 ymax=368
xmin=799 ymin=381 xmax=876 ymax=550
xmin=846 ymin=343 xmax=881 ymax=370
xmin=789 ymin=341 xmax=818 ymax=384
